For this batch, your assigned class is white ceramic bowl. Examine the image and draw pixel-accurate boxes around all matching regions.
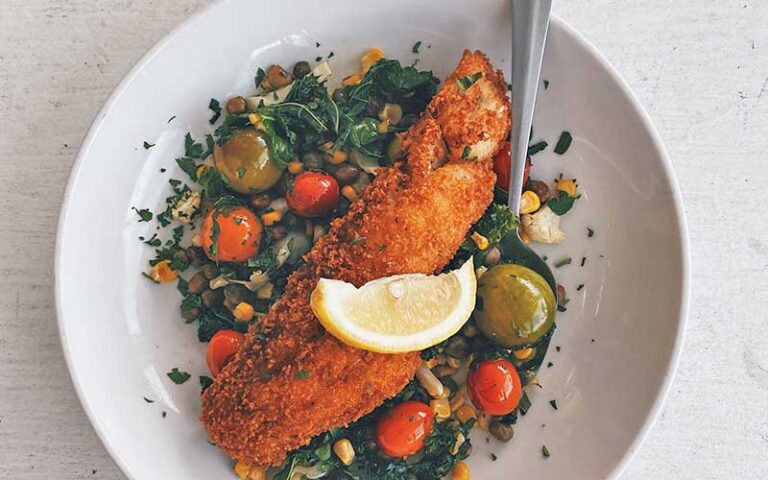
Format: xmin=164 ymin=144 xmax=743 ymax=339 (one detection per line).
xmin=56 ymin=1 xmax=689 ymax=478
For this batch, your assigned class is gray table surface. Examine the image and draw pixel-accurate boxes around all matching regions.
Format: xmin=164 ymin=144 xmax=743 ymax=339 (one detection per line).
xmin=1 ymin=1 xmax=767 ymax=478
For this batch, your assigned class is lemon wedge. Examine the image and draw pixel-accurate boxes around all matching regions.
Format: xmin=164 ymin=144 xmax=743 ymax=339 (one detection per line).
xmin=310 ymin=258 xmax=476 ymax=353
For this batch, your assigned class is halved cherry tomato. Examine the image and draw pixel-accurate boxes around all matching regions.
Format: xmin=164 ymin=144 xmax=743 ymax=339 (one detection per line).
xmin=376 ymin=401 xmax=434 ymax=457
xmin=201 ymin=205 xmax=262 ymax=262
xmin=206 ymin=329 xmax=245 ymax=377
xmin=287 ymin=171 xmax=339 ymax=217
xmin=492 ymin=141 xmax=531 ymax=192
xmin=467 ymin=359 xmax=523 ymax=416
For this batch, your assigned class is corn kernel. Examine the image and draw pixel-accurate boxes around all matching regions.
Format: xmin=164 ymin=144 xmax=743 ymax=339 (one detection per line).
xmin=327 ymin=150 xmax=348 ymax=165
xmin=513 ymin=347 xmax=536 ymax=361
xmin=232 ymin=302 xmax=254 ymax=322
xmin=149 ymin=260 xmax=178 ymax=283
xmin=425 ymin=357 xmax=440 ymax=369
xmin=234 ymin=462 xmax=266 ymax=480
xmin=321 ymin=141 xmax=334 ymax=151
xmin=518 ymin=226 xmax=531 ymax=244
xmin=341 ymin=185 xmax=359 ymax=202
xmin=248 ymin=113 xmax=261 ymax=126
xmin=430 ymin=398 xmax=452 ymax=419
xmin=556 ymin=178 xmax=578 ymax=197
xmin=287 ymin=161 xmax=304 ymax=175
xmin=333 ymin=438 xmax=356 ymax=466
xmin=520 ymin=190 xmax=541 ymax=214
xmin=377 ymin=119 xmax=390 ymax=134
xmin=342 ymin=73 xmax=364 ymax=86
xmin=261 ymin=210 xmax=282 ymax=226
xmin=456 ymin=405 xmax=477 ymax=424
xmin=476 ymin=413 xmax=490 ymax=431
xmin=470 ymin=232 xmax=489 ymax=250
xmin=361 ymin=48 xmax=385 ymax=74
xmin=452 ymin=461 xmax=470 ymax=480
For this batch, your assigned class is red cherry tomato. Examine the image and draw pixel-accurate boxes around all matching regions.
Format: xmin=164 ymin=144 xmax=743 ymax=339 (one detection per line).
xmin=467 ymin=359 xmax=523 ymax=416
xmin=287 ymin=171 xmax=340 ymax=217
xmin=376 ymin=401 xmax=435 ymax=457
xmin=206 ymin=330 xmax=245 ymax=377
xmin=201 ymin=205 xmax=263 ymax=262
xmin=492 ymin=142 xmax=531 ymax=192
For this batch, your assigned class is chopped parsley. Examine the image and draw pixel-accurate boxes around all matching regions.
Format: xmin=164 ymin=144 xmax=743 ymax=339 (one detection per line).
xmin=461 ymin=146 xmax=472 ymax=160
xmin=549 ymin=400 xmax=558 ymax=410
xmin=519 ymin=391 xmax=532 ymax=415
xmin=315 ymin=56 xmax=322 ymax=62
xmin=412 ymin=41 xmax=422 ymax=54
xmin=199 ymin=375 xmax=214 ymax=394
xmin=295 ymin=370 xmax=312 ymax=379
xmin=167 ymin=115 xmax=176 ymax=123
xmin=554 ymin=257 xmax=572 ymax=268
xmin=543 ymin=79 xmax=550 ymax=89
xmin=547 ymin=362 xmax=554 ymax=368
xmin=161 ymin=410 xmax=167 ymax=419
xmin=456 ymin=72 xmax=482 ymax=91
xmin=143 ymin=397 xmax=154 ymax=403
xmin=490 ymin=453 xmax=498 ymax=461
xmin=580 ymin=256 xmax=586 ymax=267
xmin=208 ymin=98 xmax=222 ymax=124
xmin=548 ymin=190 xmax=579 ymax=215
xmin=236 ymin=167 xmax=246 ymax=179
xmin=350 ymin=236 xmax=367 ymax=245
xmin=133 ymin=207 xmax=153 ymax=222
xmin=527 ymin=141 xmax=548 ymax=156
xmin=143 ymin=141 xmax=155 ymax=150
xmin=576 ymin=284 xmax=585 ymax=291
xmin=542 ymin=445 xmax=551 ymax=458
xmin=254 ymin=67 xmax=266 ymax=89
xmin=587 ymin=227 xmax=595 ymax=237
xmin=167 ymin=367 xmax=191 ymax=384
xmin=553 ymin=131 xmax=572 ymax=155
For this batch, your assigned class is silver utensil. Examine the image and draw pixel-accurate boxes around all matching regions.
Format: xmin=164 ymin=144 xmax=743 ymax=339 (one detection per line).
xmin=498 ymin=0 xmax=557 ymax=292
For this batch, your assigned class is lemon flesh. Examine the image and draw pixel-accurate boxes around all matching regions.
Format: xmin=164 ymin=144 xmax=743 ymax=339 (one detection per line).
xmin=310 ymin=259 xmax=476 ymax=353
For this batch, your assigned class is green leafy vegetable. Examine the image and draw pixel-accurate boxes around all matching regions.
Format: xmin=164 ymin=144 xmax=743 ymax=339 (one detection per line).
xmin=254 ymin=67 xmax=266 ymax=89
xmin=554 ymin=131 xmax=572 ymax=155
xmin=474 ymin=203 xmax=519 ymax=245
xmin=519 ymin=391 xmax=532 ymax=415
xmin=167 ymin=367 xmax=191 ymax=384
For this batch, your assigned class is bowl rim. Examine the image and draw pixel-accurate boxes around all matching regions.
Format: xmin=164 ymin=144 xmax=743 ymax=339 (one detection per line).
xmin=54 ymin=4 xmax=690 ymax=478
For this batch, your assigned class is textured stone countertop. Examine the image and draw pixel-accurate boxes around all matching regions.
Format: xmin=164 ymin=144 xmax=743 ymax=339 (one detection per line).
xmin=1 ymin=1 xmax=766 ymax=478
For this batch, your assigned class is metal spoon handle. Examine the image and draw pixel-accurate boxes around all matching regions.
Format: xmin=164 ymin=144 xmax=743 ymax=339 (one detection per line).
xmin=508 ymin=0 xmax=553 ymax=213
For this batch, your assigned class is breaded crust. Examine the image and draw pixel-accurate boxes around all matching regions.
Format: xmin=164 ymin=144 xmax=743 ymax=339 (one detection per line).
xmin=200 ymin=50 xmax=511 ymax=467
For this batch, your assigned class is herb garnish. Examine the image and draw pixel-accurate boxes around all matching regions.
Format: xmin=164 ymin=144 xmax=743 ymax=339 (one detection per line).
xmin=133 ymin=207 xmax=153 ymax=222
xmin=167 ymin=115 xmax=176 ymax=123
xmin=576 ymin=284 xmax=585 ymax=291
xmin=490 ymin=453 xmax=498 ymax=461
xmin=208 ymin=98 xmax=222 ymax=124
xmin=554 ymin=257 xmax=572 ymax=268
xmin=457 ymin=72 xmax=483 ymax=91
xmin=143 ymin=141 xmax=155 ymax=150
xmin=543 ymin=79 xmax=550 ymax=89
xmin=350 ymin=236 xmax=367 ymax=245
xmin=519 ymin=391 xmax=532 ymax=415
xmin=580 ymin=256 xmax=586 ymax=267
xmin=553 ymin=131 xmax=572 ymax=155
xmin=547 ymin=190 xmax=579 ymax=215
xmin=199 ymin=375 xmax=214 ymax=394
xmin=549 ymin=400 xmax=558 ymax=410
xmin=167 ymin=367 xmax=191 ymax=384
xmin=295 ymin=370 xmax=312 ymax=379
xmin=542 ymin=445 xmax=551 ymax=458
xmin=461 ymin=146 xmax=472 ymax=160
xmin=587 ymin=227 xmax=595 ymax=237
xmin=527 ymin=141 xmax=548 ymax=155
xmin=412 ymin=41 xmax=422 ymax=54
xmin=143 ymin=397 xmax=154 ymax=403
xmin=254 ymin=67 xmax=266 ymax=89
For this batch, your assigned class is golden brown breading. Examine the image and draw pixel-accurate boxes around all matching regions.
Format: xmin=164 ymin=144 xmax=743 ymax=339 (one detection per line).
xmin=200 ymin=50 xmax=511 ymax=467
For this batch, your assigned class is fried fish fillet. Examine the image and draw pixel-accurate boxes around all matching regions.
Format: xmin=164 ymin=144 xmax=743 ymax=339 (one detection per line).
xmin=201 ymin=50 xmax=511 ymax=467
